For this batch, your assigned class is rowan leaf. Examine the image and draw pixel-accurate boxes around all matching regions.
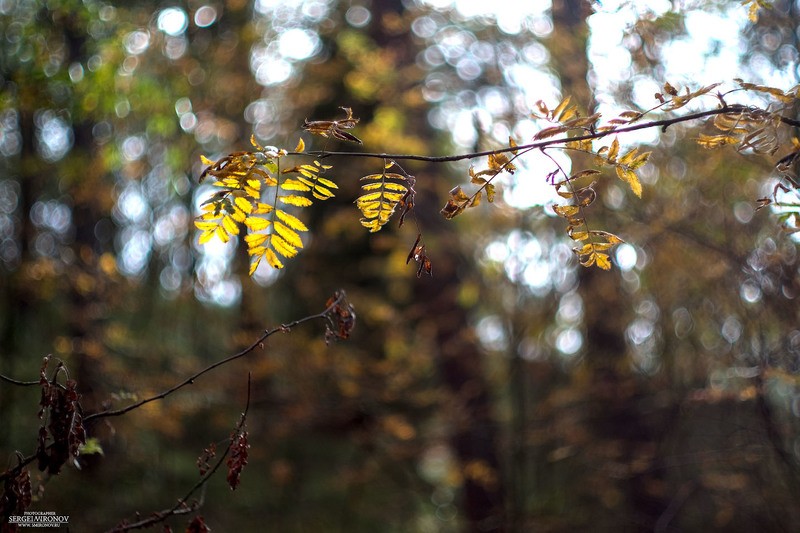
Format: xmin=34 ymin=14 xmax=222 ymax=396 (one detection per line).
xmin=553 ymin=204 xmax=580 ymax=218
xmin=608 ymin=138 xmax=620 ymax=162
xmin=271 ymin=234 xmax=298 ymax=258
xmin=275 ymin=210 xmax=309 ymax=232
xmin=234 ymin=196 xmax=253 ymax=214
xmin=615 ymin=166 xmax=642 ymax=198
xmin=222 ymin=215 xmax=239 ymax=236
xmin=280 ymin=195 xmax=314 ymax=207
xmin=264 ymin=248 xmax=283 ymax=269
xmin=215 ymin=225 xmax=229 ymax=243
xmin=356 ymin=165 xmax=411 ymax=232
xmin=589 ymin=230 xmax=624 ymax=244
xmin=198 ymin=230 xmax=215 ymax=245
xmin=281 ymin=179 xmax=311 ymax=192
xmin=274 ymin=221 xmax=303 ymax=249
xmin=245 ymin=216 xmax=271 ymax=231
xmin=595 ymin=252 xmax=612 ymax=270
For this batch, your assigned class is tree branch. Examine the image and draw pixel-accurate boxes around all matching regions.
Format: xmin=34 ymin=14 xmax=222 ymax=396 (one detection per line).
xmin=84 ymin=293 xmax=344 ymax=423
xmin=106 ymin=374 xmax=253 ymax=532
xmin=0 ymin=373 xmax=40 ymax=386
xmin=0 ymin=294 xmax=345 ymax=485
xmin=297 ymin=106 xmax=798 ymax=163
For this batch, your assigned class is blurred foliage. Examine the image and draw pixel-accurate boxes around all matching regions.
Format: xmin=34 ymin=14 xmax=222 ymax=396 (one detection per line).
xmin=1 ymin=0 xmax=799 ymax=532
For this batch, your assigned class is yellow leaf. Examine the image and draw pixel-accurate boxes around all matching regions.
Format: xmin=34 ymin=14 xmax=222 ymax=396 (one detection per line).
xmin=630 ymin=151 xmax=651 ymax=170
xmin=275 ymin=210 xmax=309 ymax=232
xmin=619 ymin=148 xmax=638 ymax=166
xmin=357 ymin=190 xmax=403 ymax=204
xmin=245 ymin=233 xmax=268 ymax=247
xmin=595 ymin=252 xmax=612 ymax=270
xmin=245 ymin=216 xmax=271 ymax=231
xmin=471 ymin=191 xmax=482 ymax=207
xmin=488 ymin=153 xmax=510 ymax=171
xmin=294 ymin=137 xmax=305 ymax=152
xmin=615 ymin=166 xmax=642 ymax=198
xmin=215 ymin=225 xmax=229 ymax=243
xmin=222 ymin=215 xmax=239 ymax=236
xmin=311 ymin=185 xmax=335 ymax=199
xmin=580 ymin=252 xmax=596 ymax=267
xmin=248 ymin=255 xmax=262 ymax=276
xmin=590 ymin=242 xmax=615 ymax=252
xmin=568 ymin=227 xmax=589 ymax=241
xmin=486 ymin=183 xmax=496 ymax=203
xmin=231 ymin=207 xmax=247 ymax=223
xmin=253 ymin=202 xmax=274 ymax=214
xmin=280 ymin=195 xmax=313 ymax=207
xmin=608 ymin=138 xmax=620 ymax=162
xmin=697 ymin=134 xmax=738 ymax=149
xmin=198 ymin=230 xmax=215 ymax=245
xmin=360 ymin=218 xmax=383 ymax=232
xmin=248 ymin=245 xmax=267 ymax=256
xmin=552 ymin=95 xmax=572 ymax=122
xmin=200 ymin=154 xmax=215 ymax=166
xmin=553 ymin=204 xmax=580 ymax=218
xmin=589 ymin=230 xmax=624 ymax=244
xmin=234 ymin=196 xmax=253 ymax=214
xmin=315 ymin=177 xmax=339 ymax=189
xmin=274 ymin=221 xmax=303 ymax=249
xmin=281 ymin=179 xmax=311 ymax=191
xmin=194 ymin=220 xmax=218 ymax=231
xmin=264 ymin=248 xmax=283 ymax=269
xmin=271 ymin=234 xmax=298 ymax=258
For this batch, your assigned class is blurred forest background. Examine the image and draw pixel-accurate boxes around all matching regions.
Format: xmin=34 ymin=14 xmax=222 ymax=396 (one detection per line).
xmin=2 ymin=0 xmax=800 ymax=531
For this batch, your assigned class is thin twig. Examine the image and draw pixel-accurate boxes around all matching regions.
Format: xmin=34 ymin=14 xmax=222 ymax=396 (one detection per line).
xmin=106 ymin=374 xmax=253 ymax=532
xmin=0 ymin=373 xmax=40 ymax=386
xmin=0 ymin=296 xmax=343 ymax=485
xmin=84 ymin=294 xmax=343 ymax=423
xmin=296 ymin=106 xmax=799 ymax=163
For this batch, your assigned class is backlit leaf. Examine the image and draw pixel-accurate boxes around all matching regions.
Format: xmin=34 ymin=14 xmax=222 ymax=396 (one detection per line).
xmin=271 ymin=234 xmax=298 ymax=258
xmin=608 ymin=138 xmax=620 ymax=162
xmin=275 ymin=210 xmax=309 ymax=232
xmin=553 ymin=205 xmax=580 ymax=218
xmin=589 ymin=230 xmax=624 ymax=244
xmin=222 ymin=215 xmax=239 ymax=236
xmin=245 ymin=217 xmax=271 ymax=231
xmin=245 ymin=233 xmax=268 ymax=248
xmin=280 ymin=195 xmax=314 ymax=207
xmin=568 ymin=227 xmax=589 ymax=241
xmin=615 ymin=166 xmax=642 ymax=198
xmin=234 ymin=196 xmax=253 ymax=214
xmin=264 ymin=248 xmax=283 ymax=269
xmin=274 ymin=221 xmax=303 ymax=249
xmin=215 ymin=225 xmax=230 ymax=243
xmin=595 ymin=252 xmax=612 ymax=270
xmin=198 ymin=230 xmax=215 ymax=245
xmin=281 ymin=179 xmax=311 ymax=191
